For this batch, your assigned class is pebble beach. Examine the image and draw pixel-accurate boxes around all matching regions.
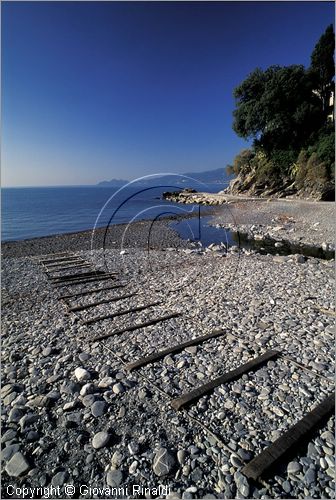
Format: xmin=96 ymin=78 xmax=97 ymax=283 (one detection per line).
xmin=1 ymin=198 xmax=335 ymax=499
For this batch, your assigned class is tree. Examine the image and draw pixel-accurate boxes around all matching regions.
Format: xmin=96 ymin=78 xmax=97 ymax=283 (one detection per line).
xmin=232 ymin=65 xmax=323 ymax=156
xmin=309 ymin=24 xmax=335 ymax=116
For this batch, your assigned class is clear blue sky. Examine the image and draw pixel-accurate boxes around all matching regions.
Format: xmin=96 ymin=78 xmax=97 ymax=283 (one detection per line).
xmin=2 ymin=1 xmax=334 ymax=187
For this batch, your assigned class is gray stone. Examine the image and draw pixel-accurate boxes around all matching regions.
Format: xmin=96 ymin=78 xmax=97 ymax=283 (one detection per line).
xmin=304 ymin=467 xmax=316 ymax=485
xmin=51 ymin=470 xmax=69 ymax=487
xmin=80 ymin=383 xmax=96 ymax=396
xmin=63 ymin=401 xmax=78 ymax=411
xmin=321 ymin=431 xmax=334 ymax=443
xmin=61 ymin=381 xmax=80 ymax=395
xmin=238 ymin=449 xmax=253 ymax=461
xmin=92 ymin=431 xmax=110 ymax=449
xmin=230 ymin=454 xmax=243 ymax=468
xmin=128 ymin=441 xmax=139 ymax=455
xmin=177 ymin=450 xmax=186 ymax=465
xmin=91 ymin=401 xmax=107 ymax=417
xmin=307 ymin=442 xmax=318 ymax=457
xmin=185 ymin=346 xmax=197 ymax=355
xmin=98 ymin=377 xmax=114 ymax=388
xmin=26 ymin=431 xmax=39 ymax=442
xmin=74 ymin=367 xmax=91 ymax=382
xmin=19 ymin=414 xmax=39 ymax=430
xmin=79 ymin=353 xmax=90 ymax=361
xmin=112 ymin=383 xmax=125 ymax=394
xmin=282 ymin=481 xmax=291 ymax=494
xmin=46 ymin=390 xmax=61 ymax=401
xmin=153 ymin=448 xmax=176 ymax=477
xmin=8 ymin=407 xmax=26 ymax=423
xmin=27 ymin=396 xmax=52 ymax=408
xmin=111 ymin=451 xmax=123 ymax=467
xmin=234 ymin=471 xmax=250 ymax=497
xmin=189 ymin=446 xmax=200 ymax=455
xmin=82 ymin=395 xmax=97 ymax=407
xmin=4 ymin=392 xmax=17 ymax=406
xmin=106 ymin=469 xmax=123 ymax=487
xmin=287 ymin=461 xmax=302 ymax=475
xmin=1 ymin=429 xmax=17 ymax=443
xmin=5 ymin=452 xmax=30 ymax=477
xmin=129 ymin=460 xmax=138 ymax=474
xmin=2 ymin=444 xmax=20 ymax=462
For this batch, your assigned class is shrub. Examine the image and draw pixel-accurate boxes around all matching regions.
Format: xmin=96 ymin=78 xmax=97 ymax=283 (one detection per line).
xmin=227 ymin=149 xmax=255 ymax=176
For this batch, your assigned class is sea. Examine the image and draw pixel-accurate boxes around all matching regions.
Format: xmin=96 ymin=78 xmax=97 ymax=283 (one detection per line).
xmin=1 ymin=184 xmax=226 ymax=242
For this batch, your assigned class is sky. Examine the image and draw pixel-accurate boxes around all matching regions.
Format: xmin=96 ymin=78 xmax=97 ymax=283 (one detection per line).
xmin=2 ymin=1 xmax=334 ymax=187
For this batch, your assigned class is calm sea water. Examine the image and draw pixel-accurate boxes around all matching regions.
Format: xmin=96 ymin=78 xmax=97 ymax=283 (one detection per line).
xmin=2 ymin=184 xmax=225 ymax=242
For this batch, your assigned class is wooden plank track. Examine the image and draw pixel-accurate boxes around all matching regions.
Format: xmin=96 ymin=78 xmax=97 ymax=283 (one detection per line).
xmin=82 ymin=301 xmax=161 ymax=325
xmin=125 ymin=329 xmax=228 ymax=372
xmin=68 ymin=293 xmax=136 ymax=312
xmin=45 ymin=261 xmax=89 ymax=270
xmin=58 ymin=284 xmax=126 ymax=300
xmin=40 ymin=255 xmax=77 ymax=264
xmin=52 ymin=275 xmax=117 ymax=288
xmin=39 ymin=252 xmax=73 ymax=260
xmin=42 ymin=257 xmax=87 ymax=267
xmin=92 ymin=312 xmax=181 ymax=341
xmin=47 ymin=265 xmax=92 ymax=275
xmin=50 ymin=270 xmax=107 ymax=282
xmin=52 ymin=271 xmax=116 ymax=285
xmin=171 ymin=350 xmax=280 ymax=411
xmin=242 ymin=392 xmax=335 ymax=481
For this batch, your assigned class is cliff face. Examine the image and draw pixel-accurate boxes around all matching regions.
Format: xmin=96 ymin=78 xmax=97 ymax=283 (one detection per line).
xmin=224 ymin=169 xmax=334 ymax=201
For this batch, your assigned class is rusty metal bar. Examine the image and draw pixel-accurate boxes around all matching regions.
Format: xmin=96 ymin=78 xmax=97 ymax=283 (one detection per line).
xmin=52 ymin=275 xmax=117 ymax=288
xmin=171 ymin=350 xmax=280 ymax=411
xmin=58 ymin=284 xmax=126 ymax=300
xmin=68 ymin=293 xmax=136 ymax=312
xmin=242 ymin=392 xmax=335 ymax=481
xmin=92 ymin=312 xmax=181 ymax=341
xmin=126 ymin=329 xmax=227 ymax=372
xmin=82 ymin=301 xmax=161 ymax=325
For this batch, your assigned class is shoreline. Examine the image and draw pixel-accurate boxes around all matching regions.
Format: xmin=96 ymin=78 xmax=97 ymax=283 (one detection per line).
xmin=2 ymin=210 xmax=216 ymax=259
xmin=2 ymin=195 xmax=334 ymax=259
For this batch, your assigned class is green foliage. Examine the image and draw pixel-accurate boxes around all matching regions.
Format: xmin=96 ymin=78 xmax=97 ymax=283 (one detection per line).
xmin=233 ymin=65 xmax=323 ymax=154
xmin=230 ymin=24 xmax=335 ymax=197
xmin=269 ymin=149 xmax=297 ymax=174
xmin=226 ymin=149 xmax=255 ymax=176
xmin=309 ymin=24 xmax=335 ymax=116
xmin=315 ymin=126 xmax=335 ymax=174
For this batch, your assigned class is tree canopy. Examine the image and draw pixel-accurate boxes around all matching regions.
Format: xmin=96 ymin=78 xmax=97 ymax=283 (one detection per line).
xmin=232 ymin=25 xmax=334 ymax=157
xmin=309 ymin=24 xmax=335 ymax=115
xmin=232 ymin=64 xmax=324 ymax=153
xmin=228 ymin=25 xmax=335 ymax=200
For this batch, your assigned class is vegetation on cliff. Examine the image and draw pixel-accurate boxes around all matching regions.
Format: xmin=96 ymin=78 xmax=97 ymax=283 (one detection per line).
xmin=226 ymin=25 xmax=335 ymax=200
